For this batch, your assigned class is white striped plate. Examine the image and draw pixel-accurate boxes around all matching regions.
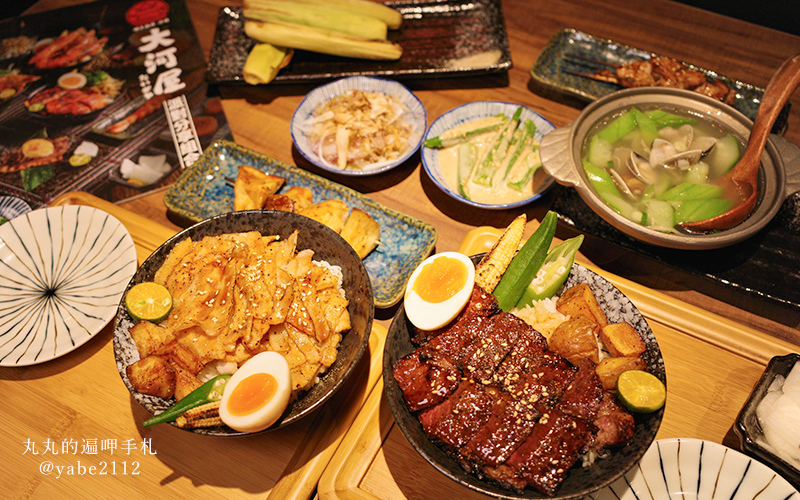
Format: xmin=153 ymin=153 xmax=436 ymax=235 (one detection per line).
xmin=0 ymin=196 xmax=32 ymax=223
xmin=0 ymin=206 xmax=137 ymax=366
xmin=586 ymin=438 xmax=799 ymax=499
xmin=290 ymin=76 xmax=426 ymax=176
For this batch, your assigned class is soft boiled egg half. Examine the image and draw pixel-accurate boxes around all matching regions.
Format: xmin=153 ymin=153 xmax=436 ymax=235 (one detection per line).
xmin=219 ymin=351 xmax=292 ymax=433
xmin=404 ymin=251 xmax=475 ymax=331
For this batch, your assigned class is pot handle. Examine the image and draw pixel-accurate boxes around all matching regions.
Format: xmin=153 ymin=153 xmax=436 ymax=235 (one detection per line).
xmin=540 ymin=126 xmax=582 ymax=188
xmin=769 ymin=134 xmax=800 ymax=198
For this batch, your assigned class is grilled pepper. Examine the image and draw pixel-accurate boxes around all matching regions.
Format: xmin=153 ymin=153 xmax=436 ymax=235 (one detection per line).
xmin=142 ymin=374 xmax=231 ymax=427
xmin=516 ymin=234 xmax=584 ymax=307
xmin=492 ymin=210 xmax=558 ymax=311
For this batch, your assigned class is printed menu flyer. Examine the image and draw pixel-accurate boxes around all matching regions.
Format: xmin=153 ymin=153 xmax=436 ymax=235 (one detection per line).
xmin=0 ymin=0 xmax=231 ymax=215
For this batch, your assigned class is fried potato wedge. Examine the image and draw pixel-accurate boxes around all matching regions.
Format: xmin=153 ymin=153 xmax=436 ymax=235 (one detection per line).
xmin=297 ymin=199 xmax=348 ymax=233
xmin=556 ymin=282 xmax=609 ymax=328
xmin=233 ymin=165 xmax=285 ymax=210
xmin=283 ymin=186 xmax=313 ymax=211
xmin=127 ymin=355 xmax=175 ymax=398
xmin=340 ymin=208 xmax=380 ymax=259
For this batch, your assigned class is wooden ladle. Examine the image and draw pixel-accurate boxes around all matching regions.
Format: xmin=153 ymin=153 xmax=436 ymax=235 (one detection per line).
xmin=680 ymin=51 xmax=800 ymax=233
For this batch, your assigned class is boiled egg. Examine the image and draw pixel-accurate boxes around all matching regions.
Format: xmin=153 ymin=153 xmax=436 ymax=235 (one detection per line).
xmin=404 ymin=251 xmax=475 ymax=331
xmin=57 ymin=71 xmax=87 ymax=90
xmin=219 ymin=351 xmax=292 ymax=433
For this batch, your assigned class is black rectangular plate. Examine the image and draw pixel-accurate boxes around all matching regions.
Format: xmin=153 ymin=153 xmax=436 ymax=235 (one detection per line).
xmin=206 ymin=0 xmax=512 ymax=85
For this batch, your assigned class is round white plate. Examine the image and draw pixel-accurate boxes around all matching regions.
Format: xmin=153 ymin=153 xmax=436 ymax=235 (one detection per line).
xmin=290 ymin=76 xmax=427 ymax=176
xmin=588 ymin=438 xmax=799 ymax=499
xmin=0 ymin=206 xmax=137 ymax=366
xmin=421 ymin=100 xmax=556 ymax=210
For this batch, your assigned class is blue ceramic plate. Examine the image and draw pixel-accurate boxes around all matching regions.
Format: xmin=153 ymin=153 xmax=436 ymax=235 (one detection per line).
xmin=421 ymin=101 xmax=556 ymax=210
xmin=0 ymin=195 xmax=32 ymax=223
xmin=290 ymin=76 xmax=427 ymax=176
xmin=163 ymin=140 xmax=437 ymax=308
xmin=530 ymin=28 xmax=790 ymax=134
xmin=589 ymin=438 xmax=799 ymax=499
xmin=0 ymin=206 xmax=137 ymax=366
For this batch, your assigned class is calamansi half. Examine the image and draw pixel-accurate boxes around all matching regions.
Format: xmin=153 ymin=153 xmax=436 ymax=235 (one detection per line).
xmin=125 ymin=282 xmax=173 ymax=323
xmin=616 ymin=369 xmax=666 ymax=413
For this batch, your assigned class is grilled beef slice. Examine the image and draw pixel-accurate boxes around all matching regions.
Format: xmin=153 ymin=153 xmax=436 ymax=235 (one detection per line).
xmin=592 ymin=391 xmax=635 ymax=450
xmin=411 ymin=285 xmax=499 ymax=345
xmin=419 ymin=380 xmax=496 ymax=450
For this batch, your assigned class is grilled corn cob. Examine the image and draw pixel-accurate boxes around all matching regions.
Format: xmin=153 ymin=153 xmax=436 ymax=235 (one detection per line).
xmin=174 ymin=401 xmax=223 ymax=429
xmin=244 ymin=19 xmax=402 ymax=61
xmin=271 ymin=0 xmax=404 ymax=30
xmin=474 ymin=214 xmax=526 ymax=292
xmin=243 ymin=0 xmax=389 ymax=40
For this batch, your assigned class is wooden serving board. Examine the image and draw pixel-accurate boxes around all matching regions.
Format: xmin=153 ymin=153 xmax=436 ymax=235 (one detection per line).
xmin=317 ymin=226 xmax=800 ymax=500
xmin=1 ymin=191 xmax=388 ymax=500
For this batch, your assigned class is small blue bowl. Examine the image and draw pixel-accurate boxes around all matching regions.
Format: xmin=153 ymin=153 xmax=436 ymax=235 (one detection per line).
xmin=421 ymin=101 xmax=556 ymax=210
xmin=290 ymin=76 xmax=426 ymax=176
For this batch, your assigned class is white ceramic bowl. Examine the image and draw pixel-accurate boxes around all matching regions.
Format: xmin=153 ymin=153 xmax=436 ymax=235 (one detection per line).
xmin=290 ymin=76 xmax=426 ymax=176
xmin=421 ymin=101 xmax=556 ymax=209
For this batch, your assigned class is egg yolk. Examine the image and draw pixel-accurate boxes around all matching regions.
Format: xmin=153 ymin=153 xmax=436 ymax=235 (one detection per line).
xmin=412 ymin=255 xmax=468 ymax=303
xmin=226 ymin=372 xmax=278 ymax=416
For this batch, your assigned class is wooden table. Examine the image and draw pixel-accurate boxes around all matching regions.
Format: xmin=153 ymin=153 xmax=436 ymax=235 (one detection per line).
xmin=4 ymin=0 xmax=800 ymax=498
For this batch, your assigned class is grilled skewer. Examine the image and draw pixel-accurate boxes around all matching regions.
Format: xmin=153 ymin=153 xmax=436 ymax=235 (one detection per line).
xmin=562 ymin=55 xmax=738 ymax=105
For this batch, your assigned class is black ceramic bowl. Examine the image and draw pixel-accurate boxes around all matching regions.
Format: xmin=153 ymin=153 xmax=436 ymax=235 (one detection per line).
xmin=383 ymin=258 xmax=665 ymax=499
xmin=114 ymin=210 xmax=374 ymax=435
xmin=735 ymin=353 xmax=800 ymax=490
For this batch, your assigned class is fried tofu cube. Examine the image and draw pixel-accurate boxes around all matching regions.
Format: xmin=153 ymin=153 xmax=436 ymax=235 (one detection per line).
xmin=595 ymin=356 xmax=647 ymax=390
xmin=556 ymin=283 xmax=608 ymax=327
xmin=129 ymin=320 xmax=175 ymax=358
xmin=547 ymin=316 xmax=600 ymax=365
xmin=233 ymin=165 xmax=285 ymax=210
xmin=600 ymin=322 xmax=646 ymax=358
xmin=126 ymin=355 xmax=175 ymax=398
xmin=340 ymin=208 xmax=380 ymax=259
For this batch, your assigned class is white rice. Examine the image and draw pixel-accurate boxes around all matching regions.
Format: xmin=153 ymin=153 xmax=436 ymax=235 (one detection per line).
xmin=512 ymin=297 xmax=567 ymax=340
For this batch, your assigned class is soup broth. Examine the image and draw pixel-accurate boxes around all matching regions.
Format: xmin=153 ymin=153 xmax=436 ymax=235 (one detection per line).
xmin=580 ymin=105 xmax=743 ymax=232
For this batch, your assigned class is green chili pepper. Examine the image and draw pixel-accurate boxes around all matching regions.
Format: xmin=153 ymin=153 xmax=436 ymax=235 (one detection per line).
xmin=492 ymin=210 xmax=558 ymax=312
xmin=515 ymin=234 xmax=584 ymax=307
xmin=142 ymin=374 xmax=231 ymax=427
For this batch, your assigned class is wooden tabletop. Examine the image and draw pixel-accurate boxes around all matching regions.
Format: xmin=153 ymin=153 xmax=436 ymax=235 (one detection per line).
xmin=5 ymin=0 xmax=800 ymax=498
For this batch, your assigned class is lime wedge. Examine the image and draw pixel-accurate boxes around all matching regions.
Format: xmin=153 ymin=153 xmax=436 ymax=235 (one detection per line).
xmin=616 ymin=369 xmax=666 ymax=413
xmin=125 ymin=282 xmax=173 ymax=323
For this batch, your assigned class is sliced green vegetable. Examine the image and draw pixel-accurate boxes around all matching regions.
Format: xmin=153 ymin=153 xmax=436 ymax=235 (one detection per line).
xmin=516 ymin=234 xmax=584 ymax=307
xmin=142 ymin=374 xmax=232 ymax=427
xmin=424 ymin=114 xmax=507 ymax=148
xmin=706 ymin=133 xmax=740 ymax=178
xmin=641 ymin=199 xmax=674 ymax=229
xmin=597 ymin=110 xmax=637 ymax=143
xmin=586 ymin=134 xmax=613 ymax=169
xmin=658 ymin=182 xmax=724 ymax=201
xmin=630 ymin=108 xmax=658 ymax=146
xmin=685 ymin=161 xmax=709 ymax=185
xmin=500 ymin=119 xmax=535 ymax=181
xmin=507 ymin=146 xmax=541 ymax=192
xmin=493 ymin=210 xmax=558 ymax=311
xmin=457 ymin=141 xmax=476 ymax=199
xmin=584 ymin=160 xmax=640 ymax=221
xmin=645 ymin=109 xmax=696 ymax=129
xmin=472 ymin=107 xmax=522 ymax=186
xmin=673 ymin=198 xmax=733 ymax=223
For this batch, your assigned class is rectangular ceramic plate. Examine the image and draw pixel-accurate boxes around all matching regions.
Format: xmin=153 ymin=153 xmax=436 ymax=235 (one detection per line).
xmin=530 ymin=28 xmax=790 ymax=133
xmin=206 ymin=0 xmax=512 ymax=85
xmin=163 ymin=140 xmax=437 ymax=308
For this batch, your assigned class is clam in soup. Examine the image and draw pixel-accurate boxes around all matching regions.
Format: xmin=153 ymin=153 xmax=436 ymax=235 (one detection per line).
xmin=581 ymin=106 xmax=743 ymax=232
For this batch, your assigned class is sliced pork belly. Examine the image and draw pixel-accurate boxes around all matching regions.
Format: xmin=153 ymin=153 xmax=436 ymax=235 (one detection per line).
xmin=393 ymin=349 xmax=460 ymax=412
xmin=505 ymin=408 xmax=596 ymax=495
